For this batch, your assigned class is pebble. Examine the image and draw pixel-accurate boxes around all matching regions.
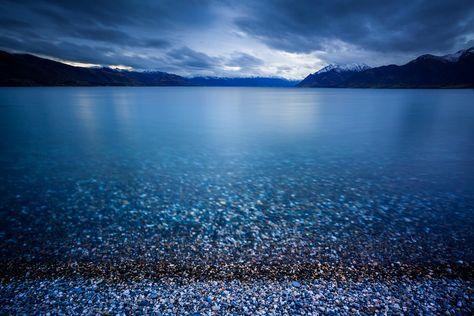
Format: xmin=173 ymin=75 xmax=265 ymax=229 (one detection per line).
xmin=1 ymin=278 xmax=471 ymax=315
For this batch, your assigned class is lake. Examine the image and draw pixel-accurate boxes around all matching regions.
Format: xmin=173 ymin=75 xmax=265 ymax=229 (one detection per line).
xmin=0 ymin=87 xmax=473 ymax=277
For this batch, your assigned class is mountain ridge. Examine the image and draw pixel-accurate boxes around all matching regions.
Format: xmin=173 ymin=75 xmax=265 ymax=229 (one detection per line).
xmin=316 ymin=63 xmax=371 ymax=74
xmin=188 ymin=76 xmax=298 ymax=87
xmin=298 ymin=47 xmax=474 ymax=88
xmin=298 ymin=63 xmax=371 ymax=88
xmin=0 ymin=50 xmax=298 ymax=87
xmin=0 ymin=50 xmax=189 ymax=86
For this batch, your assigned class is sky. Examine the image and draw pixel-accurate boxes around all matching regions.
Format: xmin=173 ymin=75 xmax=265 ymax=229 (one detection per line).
xmin=1 ymin=0 xmax=473 ymax=79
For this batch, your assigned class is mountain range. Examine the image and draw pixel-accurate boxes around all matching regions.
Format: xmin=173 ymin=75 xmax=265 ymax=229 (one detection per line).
xmin=0 ymin=50 xmax=188 ymax=86
xmin=298 ymin=47 xmax=474 ymax=88
xmin=1 ymin=48 xmax=473 ymax=88
xmin=188 ymin=76 xmax=298 ymax=87
xmin=297 ymin=63 xmax=371 ymax=88
xmin=0 ymin=50 xmax=295 ymax=87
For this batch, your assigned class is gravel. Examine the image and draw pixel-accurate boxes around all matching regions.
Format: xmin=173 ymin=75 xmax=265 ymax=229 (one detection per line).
xmin=1 ymin=278 xmax=472 ymax=315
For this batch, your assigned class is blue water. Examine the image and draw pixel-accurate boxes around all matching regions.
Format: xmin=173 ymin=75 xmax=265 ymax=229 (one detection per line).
xmin=0 ymin=87 xmax=473 ymax=267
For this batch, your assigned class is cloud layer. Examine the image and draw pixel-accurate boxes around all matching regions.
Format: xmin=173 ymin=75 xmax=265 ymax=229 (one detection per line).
xmin=1 ymin=0 xmax=473 ymax=78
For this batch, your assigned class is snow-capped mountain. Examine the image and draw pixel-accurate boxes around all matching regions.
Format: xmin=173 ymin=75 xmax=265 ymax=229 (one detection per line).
xmin=298 ymin=63 xmax=371 ymax=87
xmin=441 ymin=47 xmax=474 ymax=62
xmin=413 ymin=47 xmax=474 ymax=63
xmin=298 ymin=47 xmax=474 ymax=88
xmin=188 ymin=76 xmax=298 ymax=87
xmin=315 ymin=63 xmax=371 ymax=74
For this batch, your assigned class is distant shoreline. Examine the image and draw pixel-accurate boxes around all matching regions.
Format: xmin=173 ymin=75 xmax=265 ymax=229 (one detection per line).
xmin=2 ymin=48 xmax=473 ymax=88
xmin=1 ymin=85 xmax=473 ymax=89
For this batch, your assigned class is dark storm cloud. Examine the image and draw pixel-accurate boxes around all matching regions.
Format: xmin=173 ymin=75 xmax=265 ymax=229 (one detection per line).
xmin=235 ymin=0 xmax=474 ymax=56
xmin=0 ymin=33 xmax=166 ymax=69
xmin=227 ymin=53 xmax=264 ymax=68
xmin=167 ymin=47 xmax=222 ymax=70
xmin=71 ymin=27 xmax=170 ymax=48
xmin=1 ymin=18 xmax=31 ymax=29
xmin=1 ymin=0 xmax=473 ymax=75
xmin=24 ymin=0 xmax=215 ymax=29
xmin=0 ymin=0 xmax=217 ymax=69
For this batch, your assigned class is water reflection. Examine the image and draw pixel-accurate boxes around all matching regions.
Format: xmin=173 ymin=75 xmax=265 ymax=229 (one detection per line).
xmin=0 ymin=87 xmax=473 ymax=194
xmin=74 ymin=91 xmax=99 ymax=139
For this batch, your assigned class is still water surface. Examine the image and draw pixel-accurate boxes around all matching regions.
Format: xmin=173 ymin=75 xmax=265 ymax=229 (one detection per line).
xmin=0 ymin=87 xmax=473 ymax=268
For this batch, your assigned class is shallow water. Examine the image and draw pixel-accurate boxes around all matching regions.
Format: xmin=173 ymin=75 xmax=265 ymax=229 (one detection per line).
xmin=0 ymin=87 xmax=473 ymax=273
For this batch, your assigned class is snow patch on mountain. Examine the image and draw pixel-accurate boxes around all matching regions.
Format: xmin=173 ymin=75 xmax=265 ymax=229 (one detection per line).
xmin=416 ymin=47 xmax=474 ymax=63
xmin=315 ymin=63 xmax=371 ymax=74
xmin=441 ymin=47 xmax=474 ymax=62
